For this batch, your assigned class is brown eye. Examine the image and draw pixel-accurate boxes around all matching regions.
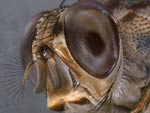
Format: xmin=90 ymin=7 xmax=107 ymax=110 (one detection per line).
xmin=64 ymin=0 xmax=119 ymax=78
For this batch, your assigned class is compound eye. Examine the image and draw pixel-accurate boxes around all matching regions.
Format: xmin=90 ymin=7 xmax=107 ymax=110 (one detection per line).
xmin=64 ymin=0 xmax=119 ymax=78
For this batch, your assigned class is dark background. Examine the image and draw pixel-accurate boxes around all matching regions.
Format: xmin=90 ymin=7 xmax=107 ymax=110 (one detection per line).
xmin=0 ymin=0 xmax=74 ymax=113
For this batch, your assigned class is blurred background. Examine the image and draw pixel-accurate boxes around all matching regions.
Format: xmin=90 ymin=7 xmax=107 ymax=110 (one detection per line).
xmin=0 ymin=0 xmax=74 ymax=113
xmin=1 ymin=1 xmax=150 ymax=113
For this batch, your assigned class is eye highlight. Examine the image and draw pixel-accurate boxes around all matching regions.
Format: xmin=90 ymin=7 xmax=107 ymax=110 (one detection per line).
xmin=64 ymin=0 xmax=119 ymax=78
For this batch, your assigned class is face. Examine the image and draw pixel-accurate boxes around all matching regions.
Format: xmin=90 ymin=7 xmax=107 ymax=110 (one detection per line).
xmin=20 ymin=0 xmax=124 ymax=112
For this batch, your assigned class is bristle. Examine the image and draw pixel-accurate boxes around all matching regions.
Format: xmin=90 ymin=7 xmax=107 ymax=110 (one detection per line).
xmin=0 ymin=73 xmax=23 ymax=78
xmin=1 ymin=76 xmax=22 ymax=85
xmin=8 ymin=82 xmax=24 ymax=102
xmin=0 ymin=48 xmax=26 ymax=102
xmin=5 ymin=52 xmax=22 ymax=64
xmin=3 ymin=68 xmax=24 ymax=73
xmin=3 ymin=63 xmax=23 ymax=69
xmin=3 ymin=77 xmax=24 ymax=102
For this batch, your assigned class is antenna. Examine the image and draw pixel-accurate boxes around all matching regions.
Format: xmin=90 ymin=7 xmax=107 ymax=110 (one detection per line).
xmin=59 ymin=0 xmax=66 ymax=8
